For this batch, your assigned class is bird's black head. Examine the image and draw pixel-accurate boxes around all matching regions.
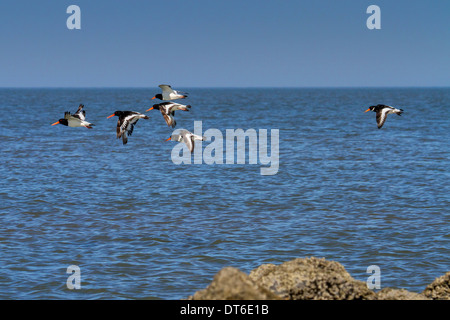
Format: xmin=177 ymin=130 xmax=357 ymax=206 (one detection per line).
xmin=51 ymin=118 xmax=68 ymax=126
xmin=365 ymin=104 xmax=387 ymax=113
xmin=364 ymin=106 xmax=376 ymax=113
xmin=107 ymin=111 xmax=122 ymax=118
xmin=152 ymin=94 xmax=163 ymax=100
xmin=146 ymin=104 xmax=161 ymax=112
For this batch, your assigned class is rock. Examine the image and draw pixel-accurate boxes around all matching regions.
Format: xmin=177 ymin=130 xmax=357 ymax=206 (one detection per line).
xmin=375 ymin=288 xmax=429 ymax=300
xmin=422 ymin=271 xmax=450 ymax=300
xmin=188 ymin=266 xmax=282 ymax=300
xmin=187 ymin=257 xmax=450 ymax=300
xmin=248 ymin=257 xmax=376 ymax=300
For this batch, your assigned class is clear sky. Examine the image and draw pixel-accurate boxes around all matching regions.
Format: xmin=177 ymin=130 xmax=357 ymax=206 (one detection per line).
xmin=0 ymin=0 xmax=449 ymax=87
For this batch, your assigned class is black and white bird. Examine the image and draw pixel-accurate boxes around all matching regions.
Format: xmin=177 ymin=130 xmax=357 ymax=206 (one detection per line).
xmin=107 ymin=111 xmax=149 ymax=145
xmin=151 ymin=84 xmax=188 ymax=101
xmin=52 ymin=104 xmax=94 ymax=129
xmin=365 ymin=104 xmax=404 ymax=129
xmin=146 ymin=102 xmax=191 ymax=128
xmin=166 ymin=129 xmax=206 ymax=153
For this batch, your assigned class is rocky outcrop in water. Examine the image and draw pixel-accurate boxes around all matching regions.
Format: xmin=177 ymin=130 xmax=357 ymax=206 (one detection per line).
xmin=188 ymin=257 xmax=448 ymax=300
xmin=248 ymin=257 xmax=375 ymax=300
xmin=422 ymin=271 xmax=450 ymax=300
xmin=188 ymin=267 xmax=281 ymax=300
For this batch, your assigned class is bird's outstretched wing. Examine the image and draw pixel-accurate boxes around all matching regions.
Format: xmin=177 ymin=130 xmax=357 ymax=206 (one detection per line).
xmin=64 ymin=112 xmax=78 ymax=121
xmin=159 ymin=84 xmax=188 ymax=97
xmin=162 ymin=113 xmax=176 ymax=128
xmin=122 ymin=131 xmax=128 ymax=145
xmin=74 ymin=104 xmax=86 ymax=121
xmin=159 ymin=84 xmax=175 ymax=94
xmin=183 ymin=134 xmax=195 ymax=153
xmin=376 ymin=109 xmax=389 ymax=129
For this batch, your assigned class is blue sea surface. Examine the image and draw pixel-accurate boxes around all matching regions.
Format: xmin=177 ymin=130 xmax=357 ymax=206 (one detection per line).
xmin=0 ymin=87 xmax=449 ymax=299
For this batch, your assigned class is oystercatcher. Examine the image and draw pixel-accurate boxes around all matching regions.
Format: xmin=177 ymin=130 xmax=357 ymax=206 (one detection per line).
xmin=146 ymin=102 xmax=191 ymax=128
xmin=107 ymin=111 xmax=149 ymax=145
xmin=51 ymin=104 xmax=94 ymax=129
xmin=365 ymin=104 xmax=404 ymax=129
xmin=152 ymin=84 xmax=188 ymax=100
xmin=166 ymin=129 xmax=206 ymax=153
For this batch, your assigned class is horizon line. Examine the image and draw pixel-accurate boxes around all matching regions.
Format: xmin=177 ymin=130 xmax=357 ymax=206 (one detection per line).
xmin=0 ymin=85 xmax=449 ymax=89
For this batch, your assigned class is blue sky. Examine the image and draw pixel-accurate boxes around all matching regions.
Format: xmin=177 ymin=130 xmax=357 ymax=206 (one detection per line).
xmin=0 ymin=0 xmax=448 ymax=87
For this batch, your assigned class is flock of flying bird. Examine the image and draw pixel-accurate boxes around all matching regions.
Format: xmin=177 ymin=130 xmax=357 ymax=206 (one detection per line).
xmin=51 ymin=84 xmax=405 ymax=150
xmin=51 ymin=84 xmax=206 ymax=150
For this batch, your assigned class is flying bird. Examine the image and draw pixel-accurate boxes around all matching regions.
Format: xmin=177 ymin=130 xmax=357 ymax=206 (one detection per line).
xmin=51 ymin=104 xmax=94 ymax=129
xmin=152 ymin=84 xmax=188 ymax=101
xmin=166 ymin=129 xmax=206 ymax=153
xmin=365 ymin=104 xmax=403 ymax=129
xmin=146 ymin=102 xmax=191 ymax=128
xmin=107 ymin=111 xmax=149 ymax=145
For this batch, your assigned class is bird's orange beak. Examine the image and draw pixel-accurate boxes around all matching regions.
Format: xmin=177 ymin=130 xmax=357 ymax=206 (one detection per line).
xmin=146 ymin=107 xmax=154 ymax=112
xmin=51 ymin=121 xmax=60 ymax=126
xmin=165 ymin=137 xmax=172 ymax=141
xmin=151 ymin=96 xmax=156 ymax=100
xmin=107 ymin=113 xmax=115 ymax=118
xmin=364 ymin=108 xmax=371 ymax=113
